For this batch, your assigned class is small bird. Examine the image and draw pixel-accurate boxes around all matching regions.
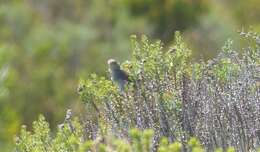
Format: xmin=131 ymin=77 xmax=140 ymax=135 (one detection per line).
xmin=107 ymin=59 xmax=130 ymax=92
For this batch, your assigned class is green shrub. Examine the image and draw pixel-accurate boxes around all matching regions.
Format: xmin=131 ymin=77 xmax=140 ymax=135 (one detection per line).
xmin=16 ymin=114 xmax=242 ymax=152
xmin=16 ymin=31 xmax=260 ymax=151
xmin=78 ymin=32 xmax=260 ymax=151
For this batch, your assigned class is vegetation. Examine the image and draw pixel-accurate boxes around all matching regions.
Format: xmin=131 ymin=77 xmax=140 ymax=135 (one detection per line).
xmin=0 ymin=0 xmax=260 ymax=151
xmin=16 ymin=31 xmax=260 ymax=151
xmin=16 ymin=113 xmax=237 ymax=152
xmin=0 ymin=0 xmax=210 ymax=149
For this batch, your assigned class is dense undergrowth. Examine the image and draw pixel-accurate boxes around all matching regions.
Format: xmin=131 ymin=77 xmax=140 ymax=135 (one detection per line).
xmin=16 ymin=31 xmax=260 ymax=151
xmin=15 ymin=111 xmax=237 ymax=152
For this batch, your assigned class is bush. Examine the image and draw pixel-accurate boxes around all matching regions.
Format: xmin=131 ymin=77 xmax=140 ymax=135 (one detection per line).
xmin=16 ymin=31 xmax=260 ymax=151
xmin=16 ymin=112 xmax=237 ymax=152
xmin=78 ymin=31 xmax=260 ymax=151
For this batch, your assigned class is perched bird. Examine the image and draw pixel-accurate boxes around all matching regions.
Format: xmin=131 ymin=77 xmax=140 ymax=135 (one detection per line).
xmin=107 ymin=59 xmax=130 ymax=92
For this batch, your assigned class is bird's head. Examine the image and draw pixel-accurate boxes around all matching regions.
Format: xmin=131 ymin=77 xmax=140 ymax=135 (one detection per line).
xmin=107 ymin=59 xmax=121 ymax=70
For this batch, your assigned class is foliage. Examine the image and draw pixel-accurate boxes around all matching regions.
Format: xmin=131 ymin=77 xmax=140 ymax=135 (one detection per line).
xmin=0 ymin=0 xmax=260 ymax=151
xmin=16 ymin=113 xmax=238 ymax=152
xmin=77 ymin=32 xmax=260 ymax=151
xmin=0 ymin=0 xmax=151 ymax=148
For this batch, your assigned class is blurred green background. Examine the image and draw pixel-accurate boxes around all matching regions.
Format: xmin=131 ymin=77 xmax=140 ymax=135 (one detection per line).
xmin=0 ymin=0 xmax=259 ymax=150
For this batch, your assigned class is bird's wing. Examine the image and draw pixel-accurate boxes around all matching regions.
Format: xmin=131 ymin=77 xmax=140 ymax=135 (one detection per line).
xmin=119 ymin=70 xmax=130 ymax=81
